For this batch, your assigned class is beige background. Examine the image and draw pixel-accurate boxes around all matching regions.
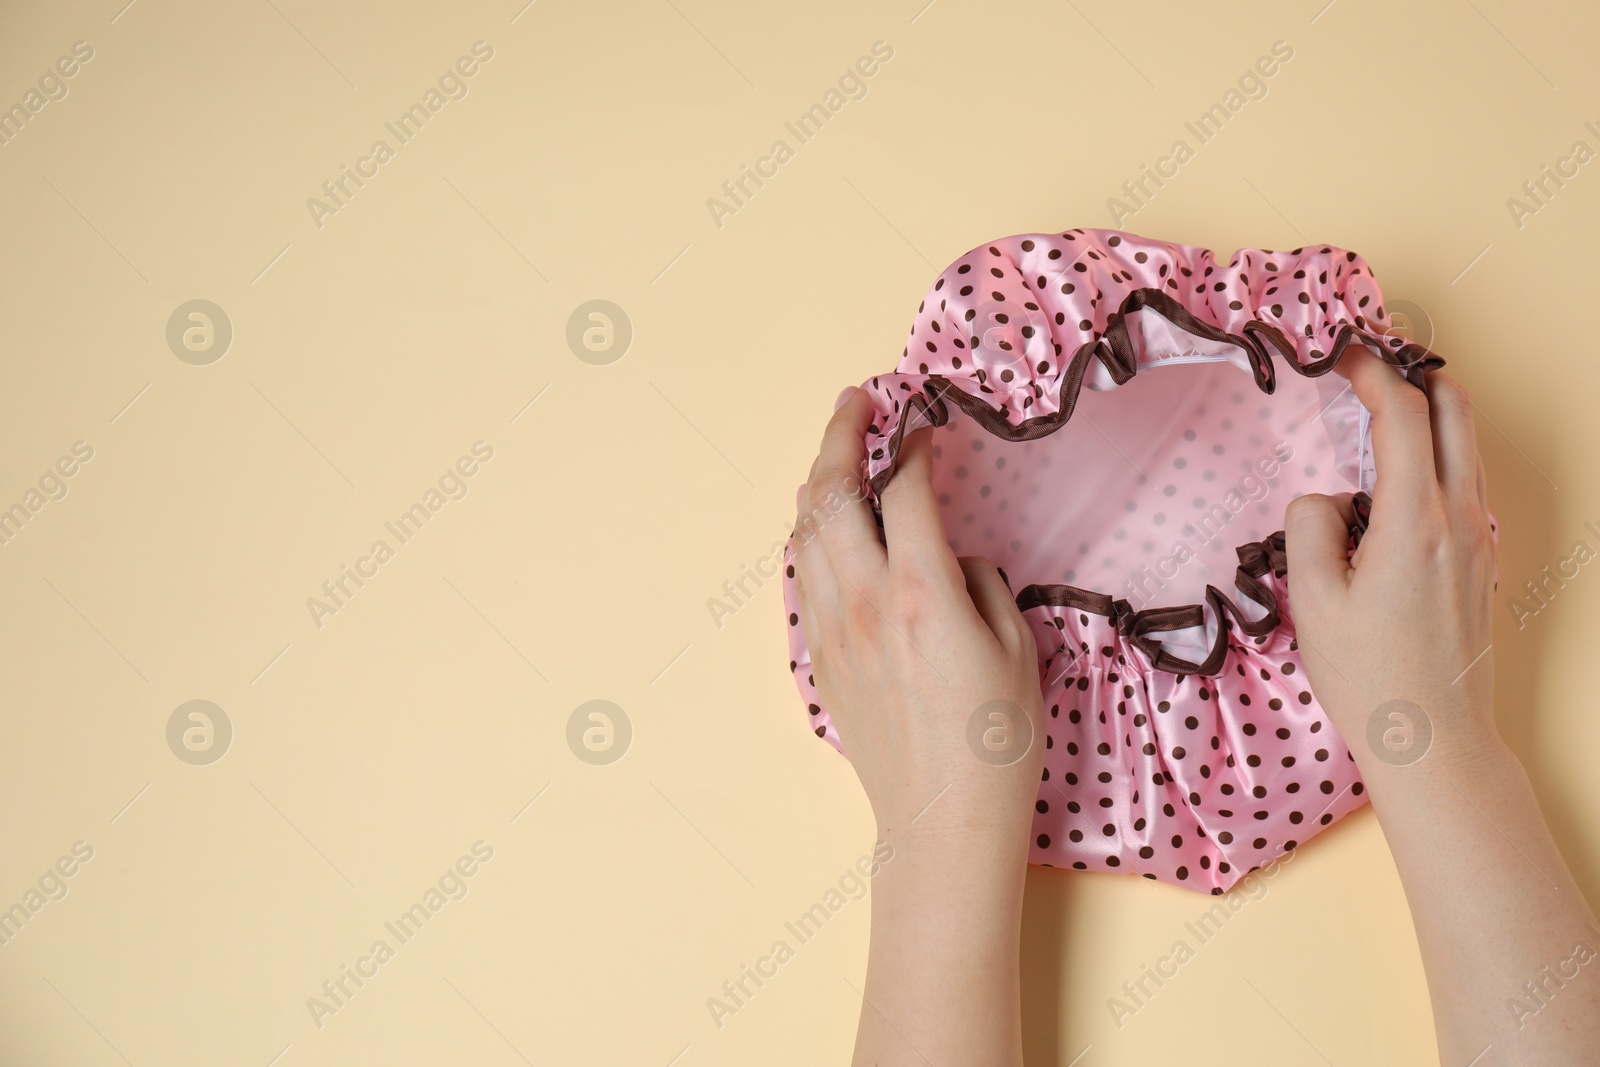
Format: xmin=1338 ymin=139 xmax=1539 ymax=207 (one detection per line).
xmin=0 ymin=0 xmax=1596 ymax=1063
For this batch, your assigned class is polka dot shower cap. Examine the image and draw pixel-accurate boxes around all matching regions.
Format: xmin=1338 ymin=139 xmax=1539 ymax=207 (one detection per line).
xmin=783 ymin=227 xmax=1453 ymax=895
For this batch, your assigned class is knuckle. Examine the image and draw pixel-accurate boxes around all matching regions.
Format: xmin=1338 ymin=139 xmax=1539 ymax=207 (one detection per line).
xmin=956 ymin=554 xmax=999 ymax=585
xmin=893 ymin=550 xmax=964 ymax=604
xmin=1456 ymin=509 xmax=1496 ymax=558
xmin=1462 ymin=528 xmax=1493 ymax=565
xmin=1413 ymin=498 xmax=1453 ymax=554
xmin=844 ymin=594 xmax=885 ymax=640
xmin=1390 ymin=385 xmax=1432 ymax=420
xmin=809 ymin=465 xmax=863 ymax=509
xmin=878 ymin=467 xmax=915 ymax=499
xmin=1007 ymin=614 xmax=1039 ymax=660
xmin=891 ymin=572 xmax=938 ymax=626
xmin=1284 ymin=493 xmax=1327 ymax=528
xmin=895 ymin=577 xmax=957 ymax=644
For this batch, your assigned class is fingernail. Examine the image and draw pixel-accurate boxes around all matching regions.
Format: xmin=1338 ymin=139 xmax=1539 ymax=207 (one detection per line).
xmin=834 ymin=386 xmax=857 ymax=411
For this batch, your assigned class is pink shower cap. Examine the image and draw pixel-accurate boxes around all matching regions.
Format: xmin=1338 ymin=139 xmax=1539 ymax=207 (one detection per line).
xmin=783 ymin=228 xmax=1452 ymax=894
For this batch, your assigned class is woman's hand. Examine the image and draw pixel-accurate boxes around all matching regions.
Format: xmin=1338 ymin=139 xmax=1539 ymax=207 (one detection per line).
xmin=792 ymin=385 xmax=1042 ymax=1067
xmin=1286 ymin=343 xmax=1500 ymax=771
xmin=1286 ymin=343 xmax=1598 ymax=1066
xmin=792 ymin=386 xmax=1045 ymax=851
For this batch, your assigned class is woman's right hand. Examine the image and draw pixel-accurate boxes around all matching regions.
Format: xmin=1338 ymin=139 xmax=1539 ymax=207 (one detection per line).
xmin=1285 ymin=343 xmax=1500 ymax=774
xmin=1286 ymin=341 xmax=1598 ymax=1066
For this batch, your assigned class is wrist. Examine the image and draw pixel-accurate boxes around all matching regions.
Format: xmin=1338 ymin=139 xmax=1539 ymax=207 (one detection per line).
xmin=1349 ymin=713 xmax=1519 ymax=804
xmin=871 ymin=812 xmax=1032 ymax=916
xmin=868 ymin=854 xmax=1027 ymax=970
xmin=874 ymin=794 xmax=1034 ymax=875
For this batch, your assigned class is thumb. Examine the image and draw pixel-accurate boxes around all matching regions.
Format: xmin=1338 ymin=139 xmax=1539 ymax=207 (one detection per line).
xmin=957 ymin=556 xmax=1031 ymax=652
xmin=1285 ymin=492 xmax=1357 ymax=602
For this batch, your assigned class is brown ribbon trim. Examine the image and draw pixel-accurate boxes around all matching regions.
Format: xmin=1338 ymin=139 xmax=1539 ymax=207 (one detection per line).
xmin=1013 ymin=519 xmax=1310 ymax=679
xmin=867 ymin=285 xmax=1442 ymax=498
xmin=862 ymin=282 xmax=1431 ymax=677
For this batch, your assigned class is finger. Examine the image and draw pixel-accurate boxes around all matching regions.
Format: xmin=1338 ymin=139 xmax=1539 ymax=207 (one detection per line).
xmin=958 ymin=556 xmax=1026 ymax=647
xmin=1423 ymin=370 xmax=1480 ymax=505
xmin=792 ymin=563 xmax=845 ymax=721
xmin=880 ymin=426 xmax=962 ymax=581
xmin=1337 ymin=342 xmax=1438 ymax=511
xmin=792 ymin=568 xmax=827 ymax=669
xmin=1285 ymin=492 xmax=1356 ymax=600
xmin=792 ymin=481 xmax=840 ymax=616
xmin=806 ymin=387 xmax=887 ymax=585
